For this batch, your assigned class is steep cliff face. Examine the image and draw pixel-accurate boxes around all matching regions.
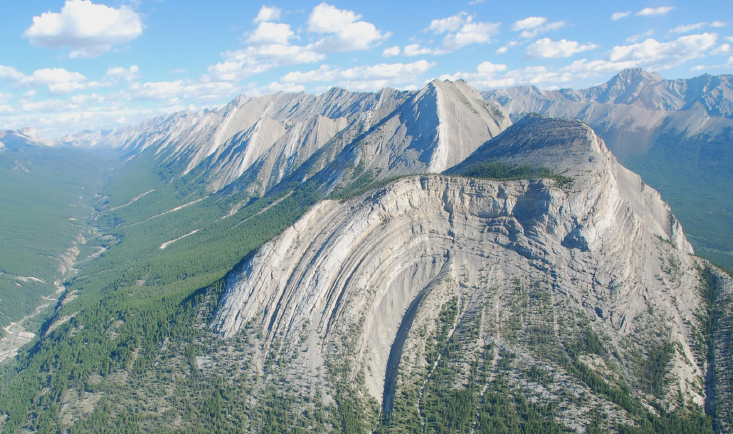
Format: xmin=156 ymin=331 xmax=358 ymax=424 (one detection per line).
xmin=213 ymin=117 xmax=723 ymax=430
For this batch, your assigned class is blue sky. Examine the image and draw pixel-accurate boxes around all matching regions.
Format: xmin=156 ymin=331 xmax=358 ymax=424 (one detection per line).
xmin=1 ymin=0 xmax=732 ymax=137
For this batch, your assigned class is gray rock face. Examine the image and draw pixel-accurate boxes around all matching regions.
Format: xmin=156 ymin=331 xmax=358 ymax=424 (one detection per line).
xmin=64 ymin=80 xmax=509 ymax=195
xmin=213 ymin=117 xmax=717 ymax=423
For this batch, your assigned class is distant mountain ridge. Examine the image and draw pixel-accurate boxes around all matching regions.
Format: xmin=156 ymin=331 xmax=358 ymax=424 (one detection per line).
xmin=486 ymin=68 xmax=733 ymax=118
xmin=0 ymin=127 xmax=56 ymax=151
xmin=62 ymin=80 xmax=510 ymax=196
xmin=484 ymin=68 xmax=733 ymax=271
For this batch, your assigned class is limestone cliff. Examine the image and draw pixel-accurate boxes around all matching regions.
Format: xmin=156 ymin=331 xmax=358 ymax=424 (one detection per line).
xmin=213 ymin=117 xmax=728 ymax=430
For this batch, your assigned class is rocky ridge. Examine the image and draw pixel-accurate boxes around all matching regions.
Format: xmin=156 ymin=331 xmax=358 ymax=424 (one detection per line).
xmin=62 ymin=80 xmax=509 ymax=196
xmin=213 ymin=116 xmax=729 ymax=430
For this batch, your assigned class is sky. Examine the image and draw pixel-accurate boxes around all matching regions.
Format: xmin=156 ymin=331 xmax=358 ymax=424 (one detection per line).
xmin=0 ymin=0 xmax=732 ymax=138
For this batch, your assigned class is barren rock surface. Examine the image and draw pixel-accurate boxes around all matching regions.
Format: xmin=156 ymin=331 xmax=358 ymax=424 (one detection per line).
xmin=214 ymin=117 xmax=721 ymax=423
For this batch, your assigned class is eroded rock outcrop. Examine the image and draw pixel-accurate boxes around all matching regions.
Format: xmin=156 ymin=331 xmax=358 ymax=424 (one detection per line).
xmin=213 ymin=118 xmax=720 ymax=429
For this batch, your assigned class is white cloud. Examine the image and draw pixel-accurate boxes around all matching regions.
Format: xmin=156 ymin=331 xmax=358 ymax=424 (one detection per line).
xmin=382 ymin=45 xmax=400 ymax=57
xmin=0 ymin=65 xmax=25 ymax=81
xmin=519 ymin=21 xmax=564 ymax=38
xmin=444 ymin=22 xmax=500 ymax=49
xmin=711 ymin=21 xmax=727 ymax=28
xmin=712 ymin=43 xmax=731 ymax=55
xmin=428 ymin=12 xmax=471 ymax=34
xmin=20 ymin=99 xmax=80 ymax=113
xmin=129 ymin=80 xmax=238 ymax=102
xmin=23 ymin=0 xmax=143 ymax=59
xmin=512 ymin=17 xmax=545 ymax=31
xmin=16 ymin=68 xmax=87 ymax=88
xmin=510 ymin=16 xmax=564 ymax=38
xmin=105 ymin=65 xmax=139 ymax=82
xmin=278 ymin=60 xmax=434 ymax=91
xmin=428 ymin=12 xmax=499 ymax=51
xmin=308 ymin=3 xmax=388 ymax=52
xmin=626 ymin=30 xmax=655 ymax=43
xmin=476 ymin=61 xmax=507 ymax=73
xmin=247 ymin=81 xmax=306 ymax=96
xmin=609 ymin=33 xmax=718 ymax=68
xmin=668 ymin=23 xmax=707 ymax=35
xmin=526 ymin=38 xmax=598 ymax=58
xmin=612 ymin=11 xmax=631 ymax=21
xmin=0 ymin=92 xmax=12 ymax=104
xmin=247 ymin=22 xmax=294 ymax=45
xmin=281 ymin=65 xmax=338 ymax=83
xmin=691 ymin=65 xmax=707 ymax=71
xmin=206 ymin=44 xmax=325 ymax=82
xmin=442 ymin=63 xmax=575 ymax=90
xmin=496 ymin=40 xmax=520 ymax=54
xmin=254 ymin=6 xmax=282 ymax=23
xmin=403 ymin=44 xmax=435 ymax=56
xmin=562 ymin=59 xmax=640 ymax=77
xmin=636 ymin=6 xmax=674 ymax=16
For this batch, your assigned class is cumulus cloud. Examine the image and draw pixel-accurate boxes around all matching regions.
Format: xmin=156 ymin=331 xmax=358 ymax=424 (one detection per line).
xmin=428 ymin=12 xmax=499 ymax=51
xmin=612 ymin=11 xmax=631 ymax=21
xmin=562 ymin=59 xmax=640 ymax=78
xmin=526 ymin=38 xmax=598 ymax=58
xmin=512 ymin=16 xmax=546 ymax=31
xmin=382 ymin=46 xmax=400 ymax=57
xmin=496 ymin=40 xmax=520 ymax=54
xmin=510 ymin=16 xmax=564 ymax=38
xmin=247 ymin=22 xmax=294 ymax=45
xmin=105 ymin=65 xmax=139 ymax=82
xmin=247 ymin=81 xmax=306 ymax=96
xmin=129 ymin=80 xmax=238 ymax=102
xmin=277 ymin=60 xmax=434 ymax=91
xmin=14 ymin=67 xmax=108 ymax=94
xmin=206 ymin=44 xmax=325 ymax=82
xmin=442 ymin=62 xmax=575 ymax=89
xmin=711 ymin=43 xmax=731 ymax=55
xmin=403 ymin=44 xmax=435 ymax=56
xmin=608 ymin=33 xmax=718 ymax=68
xmin=626 ymin=30 xmax=655 ymax=43
xmin=636 ymin=6 xmax=674 ymax=16
xmin=428 ymin=12 xmax=470 ymax=33
xmin=254 ymin=6 xmax=282 ymax=23
xmin=23 ymin=0 xmax=143 ymax=59
xmin=0 ymin=65 xmax=25 ymax=81
xmin=308 ymin=3 xmax=388 ymax=52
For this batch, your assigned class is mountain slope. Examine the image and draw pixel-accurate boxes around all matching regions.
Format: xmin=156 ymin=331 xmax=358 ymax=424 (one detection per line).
xmin=483 ymin=69 xmax=733 ymax=271
xmin=213 ymin=116 xmax=729 ymax=432
xmin=0 ymin=85 xmax=730 ymax=434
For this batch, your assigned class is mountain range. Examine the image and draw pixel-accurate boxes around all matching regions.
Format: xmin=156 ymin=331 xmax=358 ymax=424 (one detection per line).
xmin=484 ymin=68 xmax=733 ymax=271
xmin=0 ymin=71 xmax=731 ymax=434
